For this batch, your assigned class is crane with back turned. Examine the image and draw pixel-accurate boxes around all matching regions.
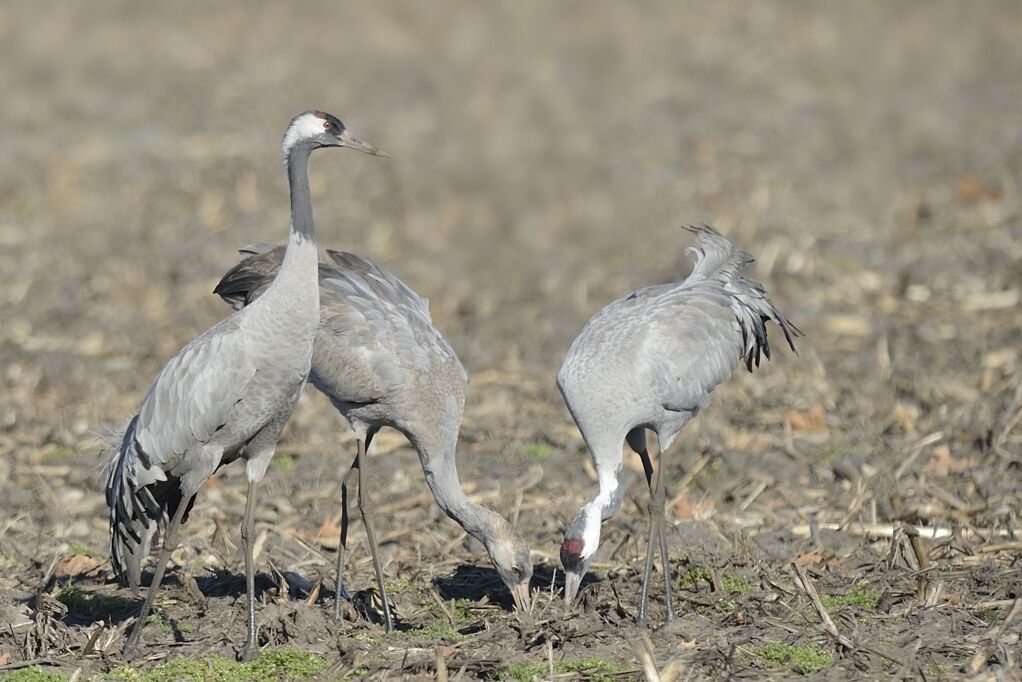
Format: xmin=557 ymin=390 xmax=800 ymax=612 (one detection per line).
xmin=104 ymin=111 xmax=385 ymax=659
xmin=557 ymin=225 xmax=801 ymax=625
xmin=214 ymin=245 xmax=533 ymax=631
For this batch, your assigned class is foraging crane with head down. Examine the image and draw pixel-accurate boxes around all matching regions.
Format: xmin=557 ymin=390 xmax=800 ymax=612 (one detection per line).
xmin=104 ymin=111 xmax=385 ymax=659
xmin=557 ymin=226 xmax=800 ymax=625
xmin=214 ymin=246 xmax=533 ymax=631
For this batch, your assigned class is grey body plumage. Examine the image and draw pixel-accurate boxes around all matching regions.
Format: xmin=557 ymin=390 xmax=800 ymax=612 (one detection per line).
xmin=557 ymin=225 xmax=800 ymax=623
xmin=215 ymin=244 xmax=533 ymax=628
xmin=104 ymin=111 xmax=384 ymax=658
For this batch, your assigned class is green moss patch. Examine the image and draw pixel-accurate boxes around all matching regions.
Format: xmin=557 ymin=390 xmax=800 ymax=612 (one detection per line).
xmin=751 ymin=642 xmax=834 ymax=675
xmin=107 ymin=648 xmax=328 ymax=682
xmin=396 ymin=597 xmax=488 ymax=642
xmin=66 ymin=542 xmax=108 ymax=559
xmin=270 ymin=454 xmax=295 ymax=472
xmin=41 ymin=447 xmax=78 ymax=464
xmin=384 ymin=577 xmax=412 ymax=595
xmin=521 ymin=443 xmax=553 ymax=461
xmin=496 ymin=657 xmax=631 ymax=682
xmin=678 ymin=565 xmax=754 ymax=595
xmin=820 ymin=585 xmax=880 ymax=611
xmin=4 ymin=668 xmax=68 ymax=682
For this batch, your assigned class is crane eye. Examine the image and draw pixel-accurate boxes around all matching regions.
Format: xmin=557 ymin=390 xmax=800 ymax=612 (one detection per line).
xmin=323 ymin=120 xmax=335 ymax=131
xmin=511 ymin=566 xmax=521 ymax=576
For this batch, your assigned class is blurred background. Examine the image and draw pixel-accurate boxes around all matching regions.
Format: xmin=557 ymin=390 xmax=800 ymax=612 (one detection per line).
xmin=0 ymin=0 xmax=1020 ymax=674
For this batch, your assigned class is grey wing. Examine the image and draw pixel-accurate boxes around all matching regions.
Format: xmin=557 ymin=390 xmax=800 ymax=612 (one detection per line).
xmin=643 ymin=289 xmax=742 ymax=412
xmin=318 ymin=274 xmax=434 ymax=397
xmin=324 ymin=250 xmax=432 ymax=323
xmin=134 ymin=317 xmax=257 ymax=473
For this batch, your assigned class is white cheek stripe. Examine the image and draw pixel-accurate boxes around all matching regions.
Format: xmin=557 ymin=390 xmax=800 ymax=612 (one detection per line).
xmin=580 ymin=505 xmax=602 ymax=560
xmin=579 ymin=470 xmax=619 ymax=561
xmin=283 ymin=114 xmax=327 ymax=153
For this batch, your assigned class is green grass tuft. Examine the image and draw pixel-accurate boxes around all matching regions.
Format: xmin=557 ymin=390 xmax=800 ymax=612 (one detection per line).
xmin=497 ymin=657 xmax=629 ymax=682
xmin=819 ymin=584 xmax=880 ymax=611
xmin=425 ymin=597 xmax=477 ymax=623
xmin=405 ymin=621 xmax=466 ymax=641
xmin=679 ymin=565 xmax=753 ymax=595
xmin=522 ymin=443 xmax=553 ymax=460
xmin=270 ymin=454 xmax=295 ymax=472
xmin=721 ymin=572 xmax=754 ymax=595
xmin=397 ymin=597 xmax=483 ymax=641
xmin=107 ymin=648 xmax=328 ymax=682
xmin=66 ymin=542 xmax=108 ymax=559
xmin=752 ymin=642 xmax=834 ymax=674
xmin=678 ymin=565 xmax=712 ymax=589
xmin=4 ymin=668 xmax=68 ymax=682
xmin=385 ymin=577 xmax=412 ymax=594
xmin=41 ymin=447 xmax=77 ymax=464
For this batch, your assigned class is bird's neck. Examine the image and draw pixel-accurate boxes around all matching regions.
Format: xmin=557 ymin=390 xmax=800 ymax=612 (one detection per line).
xmin=285 ymin=145 xmax=316 ymax=244
xmin=263 ymin=144 xmax=319 ymax=300
xmin=412 ymin=429 xmax=498 ymax=545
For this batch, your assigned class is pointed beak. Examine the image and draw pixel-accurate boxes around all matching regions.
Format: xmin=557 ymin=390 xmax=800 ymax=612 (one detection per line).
xmin=511 ymin=581 xmax=532 ymax=613
xmin=338 ymin=129 xmax=388 ymax=157
xmin=564 ymin=571 xmax=583 ymax=608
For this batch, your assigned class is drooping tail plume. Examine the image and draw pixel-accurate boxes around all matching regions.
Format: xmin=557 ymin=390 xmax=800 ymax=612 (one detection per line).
xmin=684 ymin=225 xmax=802 ymax=370
xmin=103 ymin=416 xmax=181 ymax=588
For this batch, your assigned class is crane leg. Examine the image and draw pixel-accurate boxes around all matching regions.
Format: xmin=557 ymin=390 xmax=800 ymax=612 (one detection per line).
xmin=355 ymin=435 xmax=394 ymax=631
xmin=333 ymin=430 xmax=377 ymax=620
xmin=332 ymin=454 xmax=359 ymax=619
xmin=239 ymin=480 xmax=261 ymax=661
xmin=636 ymin=430 xmax=674 ymax=625
xmin=122 ymin=493 xmax=192 ymax=658
xmin=649 ymin=432 xmax=674 ymax=622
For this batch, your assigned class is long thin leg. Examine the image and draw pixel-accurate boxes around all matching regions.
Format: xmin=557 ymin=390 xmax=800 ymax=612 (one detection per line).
xmin=356 ymin=436 xmax=394 ymax=631
xmin=636 ymin=431 xmax=673 ymax=625
xmin=123 ymin=494 xmax=192 ymax=657
xmin=649 ymin=432 xmax=674 ymax=622
xmin=636 ymin=449 xmax=659 ymax=626
xmin=240 ymin=480 xmax=260 ymax=661
xmin=332 ymin=454 xmax=359 ymax=619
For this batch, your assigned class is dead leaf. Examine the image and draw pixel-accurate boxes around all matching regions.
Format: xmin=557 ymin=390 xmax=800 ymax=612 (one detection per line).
xmin=922 ymin=446 xmax=971 ymax=477
xmin=956 ymin=174 xmax=1001 ymax=203
xmin=724 ymin=431 xmax=770 ymax=454
xmin=672 ymin=495 xmax=715 ymax=521
xmin=785 ymin=404 xmax=828 ymax=433
xmin=794 ymin=551 xmax=828 ymax=567
xmin=892 ymin=402 xmax=920 ymax=436
xmin=53 ymin=553 xmax=105 ymax=578
xmin=308 ymin=517 xmax=342 ymax=549
xmin=0 ymin=651 xmax=11 ymax=666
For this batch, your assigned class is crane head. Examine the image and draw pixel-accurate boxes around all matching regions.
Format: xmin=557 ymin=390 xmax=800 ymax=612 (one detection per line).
xmin=282 ymin=111 xmax=388 ymax=158
xmin=560 ymin=503 xmax=601 ymax=607
xmin=483 ymin=522 xmax=534 ymax=613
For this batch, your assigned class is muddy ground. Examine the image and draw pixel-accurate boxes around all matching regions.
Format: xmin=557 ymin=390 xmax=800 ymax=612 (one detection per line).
xmin=1 ymin=1 xmax=1021 ymax=680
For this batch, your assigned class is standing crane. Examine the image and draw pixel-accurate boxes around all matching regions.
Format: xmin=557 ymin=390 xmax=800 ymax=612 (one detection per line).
xmin=214 ymin=246 xmax=533 ymax=631
xmin=556 ymin=226 xmax=800 ymax=625
xmin=104 ymin=111 xmax=385 ymax=659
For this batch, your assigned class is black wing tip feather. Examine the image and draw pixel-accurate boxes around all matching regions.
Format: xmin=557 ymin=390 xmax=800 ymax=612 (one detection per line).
xmin=213 ymin=261 xmax=266 ymax=308
xmin=213 ymin=244 xmax=284 ymax=307
xmin=105 ymin=417 xmax=177 ymax=590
